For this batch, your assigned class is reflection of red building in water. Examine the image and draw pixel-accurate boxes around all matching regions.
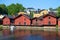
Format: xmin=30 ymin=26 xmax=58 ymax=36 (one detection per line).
xmin=2 ymin=29 xmax=10 ymax=36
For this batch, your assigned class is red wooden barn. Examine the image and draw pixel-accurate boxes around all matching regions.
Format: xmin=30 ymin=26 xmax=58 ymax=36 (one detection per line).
xmin=2 ymin=16 xmax=10 ymax=25
xmin=43 ymin=12 xmax=57 ymax=26
xmin=31 ymin=17 xmax=43 ymax=26
xmin=14 ymin=14 xmax=31 ymax=26
xmin=58 ymin=18 xmax=60 ymax=27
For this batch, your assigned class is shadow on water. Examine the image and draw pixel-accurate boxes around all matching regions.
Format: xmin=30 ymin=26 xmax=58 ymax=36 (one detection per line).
xmin=0 ymin=29 xmax=60 ymax=40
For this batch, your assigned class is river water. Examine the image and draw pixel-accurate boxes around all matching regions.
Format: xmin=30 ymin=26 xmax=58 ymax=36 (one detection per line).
xmin=0 ymin=29 xmax=60 ymax=40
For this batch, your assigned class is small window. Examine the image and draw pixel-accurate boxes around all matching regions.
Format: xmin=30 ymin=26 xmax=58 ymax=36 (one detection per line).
xmin=40 ymin=19 xmax=43 ymax=21
xmin=36 ymin=22 xmax=38 ymax=25
xmin=24 ymin=18 xmax=26 ymax=20
xmin=24 ymin=22 xmax=26 ymax=25
xmin=36 ymin=19 xmax=37 ymax=21
xmin=36 ymin=20 xmax=38 ymax=25
xmin=6 ymin=21 xmax=8 ymax=23
xmin=48 ymin=17 xmax=50 ymax=19
xmin=5 ymin=21 xmax=8 ymax=25
xmin=48 ymin=21 xmax=51 ymax=25
xmin=19 ymin=22 xmax=21 ymax=25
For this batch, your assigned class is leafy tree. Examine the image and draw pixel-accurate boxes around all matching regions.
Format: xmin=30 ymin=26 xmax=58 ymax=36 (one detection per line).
xmin=30 ymin=11 xmax=34 ymax=19
xmin=7 ymin=3 xmax=25 ymax=16
xmin=49 ymin=8 xmax=53 ymax=11
xmin=0 ymin=4 xmax=8 ymax=15
xmin=0 ymin=7 xmax=3 ymax=14
xmin=0 ymin=25 xmax=3 ymax=31
xmin=7 ymin=4 xmax=17 ymax=15
xmin=56 ymin=7 xmax=60 ymax=17
xmin=16 ymin=3 xmax=25 ymax=12
xmin=49 ymin=8 xmax=52 ymax=9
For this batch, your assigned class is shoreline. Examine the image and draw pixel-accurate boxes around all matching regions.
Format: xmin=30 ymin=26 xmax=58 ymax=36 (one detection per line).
xmin=2 ymin=26 xmax=60 ymax=31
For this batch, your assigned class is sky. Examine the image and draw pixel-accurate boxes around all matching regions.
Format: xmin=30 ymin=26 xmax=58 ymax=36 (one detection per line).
xmin=0 ymin=0 xmax=60 ymax=9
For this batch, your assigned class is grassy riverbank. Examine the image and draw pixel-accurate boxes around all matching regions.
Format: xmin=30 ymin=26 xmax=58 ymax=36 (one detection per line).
xmin=0 ymin=25 xmax=60 ymax=31
xmin=16 ymin=26 xmax=58 ymax=31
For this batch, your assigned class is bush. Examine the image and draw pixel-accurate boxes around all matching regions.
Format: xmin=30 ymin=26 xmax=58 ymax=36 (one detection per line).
xmin=56 ymin=25 xmax=58 ymax=32
xmin=0 ymin=25 xmax=3 ymax=31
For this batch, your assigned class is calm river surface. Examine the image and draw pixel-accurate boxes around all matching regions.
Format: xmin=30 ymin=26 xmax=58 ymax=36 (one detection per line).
xmin=0 ymin=29 xmax=60 ymax=40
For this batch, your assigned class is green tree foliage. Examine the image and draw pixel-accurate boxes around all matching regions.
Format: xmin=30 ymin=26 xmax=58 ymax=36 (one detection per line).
xmin=7 ymin=3 xmax=25 ymax=16
xmin=16 ymin=3 xmax=25 ymax=12
xmin=49 ymin=8 xmax=53 ymax=11
xmin=0 ymin=25 xmax=3 ymax=31
xmin=7 ymin=4 xmax=17 ymax=15
xmin=56 ymin=7 xmax=60 ymax=17
xmin=0 ymin=4 xmax=8 ymax=15
xmin=30 ymin=11 xmax=34 ymax=19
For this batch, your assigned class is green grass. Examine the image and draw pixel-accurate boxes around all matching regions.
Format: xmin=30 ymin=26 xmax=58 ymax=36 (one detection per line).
xmin=56 ymin=25 xmax=58 ymax=32
xmin=0 ymin=25 xmax=3 ymax=31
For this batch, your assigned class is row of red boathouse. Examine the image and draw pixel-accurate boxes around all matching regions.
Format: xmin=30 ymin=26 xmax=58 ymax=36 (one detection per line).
xmin=1 ymin=12 xmax=60 ymax=27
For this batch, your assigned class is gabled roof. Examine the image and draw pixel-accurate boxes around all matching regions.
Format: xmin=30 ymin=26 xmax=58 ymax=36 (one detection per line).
xmin=2 ymin=16 xmax=14 ymax=23
xmin=2 ymin=16 xmax=9 ymax=19
xmin=32 ymin=17 xmax=43 ymax=20
xmin=43 ymin=12 xmax=57 ymax=18
xmin=39 ymin=9 xmax=47 ymax=13
xmin=37 ymin=12 xmax=57 ymax=20
xmin=14 ymin=14 xmax=30 ymax=20
xmin=38 ymin=16 xmax=43 ymax=20
xmin=2 ymin=15 xmax=14 ymax=19
xmin=8 ymin=15 xmax=14 ymax=20
xmin=31 ymin=17 xmax=38 ymax=20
